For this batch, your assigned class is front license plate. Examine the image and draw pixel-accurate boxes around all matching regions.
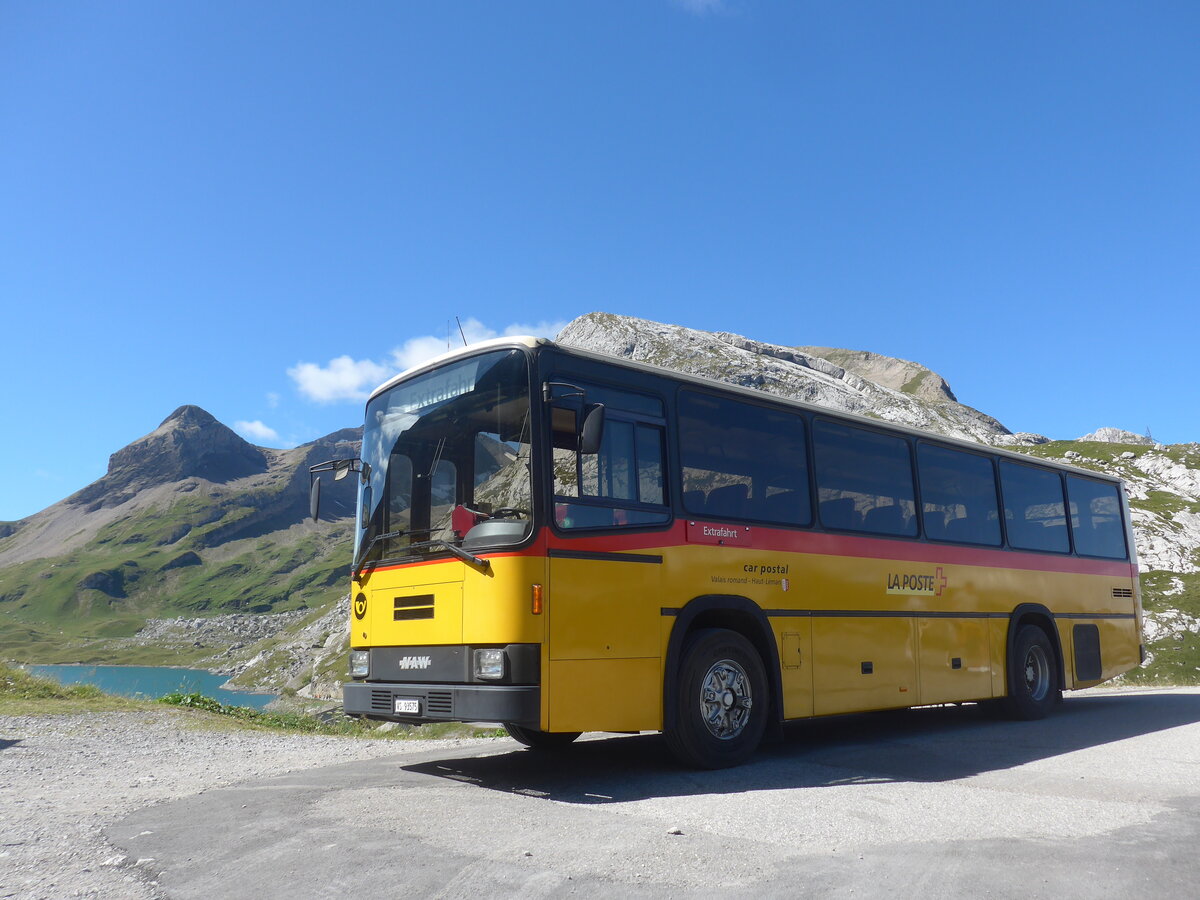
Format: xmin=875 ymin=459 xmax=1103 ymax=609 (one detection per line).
xmin=394 ymin=698 xmax=420 ymax=715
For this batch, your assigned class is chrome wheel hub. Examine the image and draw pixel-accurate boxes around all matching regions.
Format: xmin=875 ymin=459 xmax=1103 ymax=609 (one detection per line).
xmin=1024 ymin=644 xmax=1050 ymax=701
xmin=700 ymin=658 xmax=752 ymax=740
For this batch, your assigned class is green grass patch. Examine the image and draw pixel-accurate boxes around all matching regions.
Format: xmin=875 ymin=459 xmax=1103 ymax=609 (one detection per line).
xmin=1139 ymin=490 xmax=1200 ymax=517
xmin=1121 ymin=572 xmax=1200 ymax=686
xmin=1 ymin=661 xmax=104 ymax=700
xmin=1017 ymin=440 xmax=1144 ymax=465
xmin=899 ymin=370 xmax=928 ymax=396
xmin=0 ymin=664 xmax=504 ymax=739
xmin=157 ymin=690 xmax=505 ymax=739
xmin=0 ymin=660 xmax=147 ymax=714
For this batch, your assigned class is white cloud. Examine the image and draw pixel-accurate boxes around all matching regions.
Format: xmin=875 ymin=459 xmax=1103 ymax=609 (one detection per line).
xmin=289 ymin=318 xmax=568 ymax=404
xmin=234 ymin=420 xmax=282 ymax=444
xmin=287 ymin=355 xmax=392 ymax=403
xmin=266 ymin=392 xmax=280 ymax=408
xmin=503 ymin=319 xmax=570 ymax=340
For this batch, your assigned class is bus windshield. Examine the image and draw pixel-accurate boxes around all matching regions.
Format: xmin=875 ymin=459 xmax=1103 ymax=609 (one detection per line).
xmin=358 ymin=348 xmax=533 ymax=566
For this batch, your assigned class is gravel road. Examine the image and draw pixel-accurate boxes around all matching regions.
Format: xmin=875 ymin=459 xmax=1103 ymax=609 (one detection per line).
xmin=5 ymin=687 xmax=1200 ymax=898
xmin=0 ymin=710 xmax=496 ymax=899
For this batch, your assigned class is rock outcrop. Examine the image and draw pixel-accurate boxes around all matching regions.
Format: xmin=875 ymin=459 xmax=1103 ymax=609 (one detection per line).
xmin=795 ymin=346 xmax=958 ymax=402
xmin=1078 ymin=427 xmax=1154 ymax=445
xmin=557 ymin=313 xmax=1012 ymax=444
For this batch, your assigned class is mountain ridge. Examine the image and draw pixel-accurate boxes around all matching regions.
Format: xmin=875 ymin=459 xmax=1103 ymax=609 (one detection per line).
xmin=557 ymin=312 xmax=1021 ymax=445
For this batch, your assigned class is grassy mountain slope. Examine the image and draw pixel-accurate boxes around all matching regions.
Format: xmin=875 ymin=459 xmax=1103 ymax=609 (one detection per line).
xmin=0 ymin=407 xmax=359 ymax=664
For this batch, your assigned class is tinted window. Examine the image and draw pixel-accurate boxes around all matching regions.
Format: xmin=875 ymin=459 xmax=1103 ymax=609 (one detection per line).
xmin=1067 ymin=476 xmax=1128 ymax=559
xmin=679 ymin=391 xmax=811 ymax=526
xmin=917 ymin=444 xmax=1001 ymax=546
xmin=813 ymin=420 xmax=916 ymax=536
xmin=999 ymin=461 xmax=1069 ymax=553
xmin=552 ymin=407 xmax=669 ymax=529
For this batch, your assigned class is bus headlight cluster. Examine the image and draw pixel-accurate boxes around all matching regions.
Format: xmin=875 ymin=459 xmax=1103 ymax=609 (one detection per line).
xmin=474 ymin=648 xmax=505 ymax=680
xmin=350 ymin=650 xmax=370 ymax=678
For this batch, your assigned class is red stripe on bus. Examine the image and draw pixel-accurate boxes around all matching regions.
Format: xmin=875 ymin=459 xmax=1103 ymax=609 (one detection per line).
xmin=542 ymin=522 xmax=1134 ymax=578
xmin=358 ymin=522 xmax=1134 ymax=579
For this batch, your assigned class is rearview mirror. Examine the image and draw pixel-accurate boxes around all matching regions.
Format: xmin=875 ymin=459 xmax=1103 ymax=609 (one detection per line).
xmin=579 ymin=403 xmax=606 ymax=455
xmin=309 ymin=476 xmax=321 ymax=522
xmin=360 ymin=485 xmax=372 ymax=530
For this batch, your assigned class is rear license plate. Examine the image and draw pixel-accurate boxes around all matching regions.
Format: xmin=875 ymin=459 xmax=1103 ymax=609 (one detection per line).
xmin=394 ymin=698 xmax=420 ymax=715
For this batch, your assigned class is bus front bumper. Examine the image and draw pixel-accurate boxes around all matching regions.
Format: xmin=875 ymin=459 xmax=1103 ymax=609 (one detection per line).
xmin=343 ymin=681 xmax=539 ymax=727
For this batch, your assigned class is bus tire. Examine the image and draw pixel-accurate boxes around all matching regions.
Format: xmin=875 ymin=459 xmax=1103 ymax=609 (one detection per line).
xmin=503 ymin=723 xmax=580 ymax=749
xmin=1002 ymin=624 xmax=1059 ymax=720
xmin=664 ymin=628 xmax=768 ymax=769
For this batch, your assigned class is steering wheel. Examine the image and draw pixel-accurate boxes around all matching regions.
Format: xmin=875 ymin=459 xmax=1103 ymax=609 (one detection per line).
xmin=491 ymin=507 xmax=528 ymax=519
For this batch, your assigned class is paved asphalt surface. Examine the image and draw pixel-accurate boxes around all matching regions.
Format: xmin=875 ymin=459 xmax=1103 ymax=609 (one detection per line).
xmin=108 ymin=687 xmax=1200 ymax=898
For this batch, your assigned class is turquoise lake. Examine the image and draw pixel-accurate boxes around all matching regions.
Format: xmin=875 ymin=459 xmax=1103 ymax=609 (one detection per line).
xmin=29 ymin=664 xmax=277 ymax=709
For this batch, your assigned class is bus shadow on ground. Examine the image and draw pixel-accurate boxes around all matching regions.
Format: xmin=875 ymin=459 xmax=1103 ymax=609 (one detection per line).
xmin=0 ymin=738 xmax=19 ymax=751
xmin=402 ymin=691 xmax=1200 ymax=803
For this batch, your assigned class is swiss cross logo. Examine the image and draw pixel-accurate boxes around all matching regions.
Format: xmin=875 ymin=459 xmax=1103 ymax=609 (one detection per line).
xmin=935 ymin=567 xmax=948 ymax=597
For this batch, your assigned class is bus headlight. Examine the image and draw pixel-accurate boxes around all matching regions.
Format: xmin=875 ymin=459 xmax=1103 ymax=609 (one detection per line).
xmin=474 ymin=648 xmax=505 ymax=680
xmin=350 ymin=650 xmax=370 ymax=678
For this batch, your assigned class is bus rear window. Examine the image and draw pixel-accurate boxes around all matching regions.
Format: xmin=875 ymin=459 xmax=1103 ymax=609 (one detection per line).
xmin=1067 ymin=475 xmax=1128 ymax=559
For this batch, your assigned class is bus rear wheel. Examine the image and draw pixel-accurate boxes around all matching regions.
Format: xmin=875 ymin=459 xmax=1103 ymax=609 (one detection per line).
xmin=503 ymin=723 xmax=581 ymax=749
xmin=1002 ymin=624 xmax=1060 ymax=720
xmin=665 ymin=628 xmax=768 ymax=769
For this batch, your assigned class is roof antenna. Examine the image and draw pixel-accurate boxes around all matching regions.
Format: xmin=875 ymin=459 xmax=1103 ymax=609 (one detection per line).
xmin=455 ymin=316 xmax=469 ymax=347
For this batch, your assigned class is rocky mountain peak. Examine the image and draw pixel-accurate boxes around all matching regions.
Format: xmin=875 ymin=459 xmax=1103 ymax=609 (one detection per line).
xmin=159 ymin=404 xmax=221 ymax=429
xmin=68 ymin=405 xmax=268 ymax=509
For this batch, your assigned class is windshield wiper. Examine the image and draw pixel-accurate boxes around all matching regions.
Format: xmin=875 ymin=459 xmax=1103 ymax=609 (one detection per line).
xmin=353 ymin=528 xmax=427 ymax=578
xmin=404 ymin=538 xmax=492 ymax=573
xmin=355 ymin=529 xmax=492 ymax=577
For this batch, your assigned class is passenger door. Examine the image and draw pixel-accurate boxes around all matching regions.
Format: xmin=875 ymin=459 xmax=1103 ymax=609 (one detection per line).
xmin=543 ymin=386 xmax=671 ymax=730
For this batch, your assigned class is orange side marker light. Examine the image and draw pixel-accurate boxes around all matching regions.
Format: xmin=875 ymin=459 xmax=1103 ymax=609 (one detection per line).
xmin=531 ymin=584 xmax=543 ymax=615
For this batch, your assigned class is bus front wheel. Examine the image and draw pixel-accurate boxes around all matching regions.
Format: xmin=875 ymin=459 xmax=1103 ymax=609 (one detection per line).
xmin=665 ymin=628 xmax=768 ymax=769
xmin=503 ymin=723 xmax=581 ymax=749
xmin=1002 ymin=624 xmax=1060 ymax=720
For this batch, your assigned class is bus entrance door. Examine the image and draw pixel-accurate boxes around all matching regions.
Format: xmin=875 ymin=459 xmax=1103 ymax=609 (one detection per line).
xmin=546 ymin=551 xmax=662 ymax=733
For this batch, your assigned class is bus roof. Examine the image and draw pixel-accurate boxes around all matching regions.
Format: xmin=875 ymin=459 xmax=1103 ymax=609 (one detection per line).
xmin=369 ymin=335 xmax=1122 ymax=485
xmin=368 ymin=335 xmax=547 ymax=400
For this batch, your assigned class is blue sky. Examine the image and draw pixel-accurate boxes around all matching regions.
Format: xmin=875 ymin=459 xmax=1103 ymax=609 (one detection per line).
xmin=2 ymin=1 xmax=1197 ymax=521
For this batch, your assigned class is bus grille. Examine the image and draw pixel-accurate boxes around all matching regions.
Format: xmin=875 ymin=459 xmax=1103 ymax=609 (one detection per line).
xmin=426 ymin=691 xmax=453 ymax=716
xmin=394 ymin=594 xmax=435 ymax=620
xmin=1112 ymin=587 xmax=1133 ymax=599
xmin=370 ymin=690 xmax=392 ymax=711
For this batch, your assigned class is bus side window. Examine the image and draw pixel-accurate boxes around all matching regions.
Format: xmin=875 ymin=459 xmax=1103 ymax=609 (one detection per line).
xmin=999 ymin=461 xmax=1069 ymax=553
xmin=813 ymin=419 xmax=916 ymax=537
xmin=678 ymin=390 xmax=811 ymax=526
xmin=552 ymin=404 xmax=669 ymax=530
xmin=917 ymin=443 xmax=1001 ymax=546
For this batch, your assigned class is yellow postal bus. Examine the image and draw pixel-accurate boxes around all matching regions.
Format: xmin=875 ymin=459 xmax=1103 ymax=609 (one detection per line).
xmin=311 ymin=337 xmax=1143 ymax=767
